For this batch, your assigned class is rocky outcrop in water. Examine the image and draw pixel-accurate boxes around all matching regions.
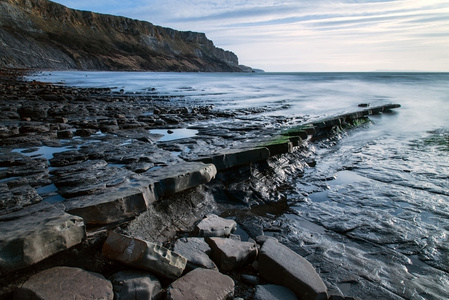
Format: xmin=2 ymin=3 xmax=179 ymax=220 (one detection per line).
xmin=0 ymin=0 xmax=244 ymax=71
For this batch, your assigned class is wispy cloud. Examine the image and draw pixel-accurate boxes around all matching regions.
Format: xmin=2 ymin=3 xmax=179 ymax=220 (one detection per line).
xmin=50 ymin=0 xmax=449 ymax=71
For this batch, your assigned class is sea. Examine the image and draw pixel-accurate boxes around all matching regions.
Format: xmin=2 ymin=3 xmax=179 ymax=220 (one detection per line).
xmin=31 ymin=71 xmax=449 ymax=299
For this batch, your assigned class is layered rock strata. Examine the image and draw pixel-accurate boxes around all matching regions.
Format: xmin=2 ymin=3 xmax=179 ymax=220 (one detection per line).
xmin=0 ymin=72 xmax=400 ymax=299
xmin=0 ymin=0 xmax=244 ymax=71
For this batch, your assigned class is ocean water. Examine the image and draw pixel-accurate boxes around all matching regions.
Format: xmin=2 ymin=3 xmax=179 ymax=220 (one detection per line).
xmin=32 ymin=71 xmax=449 ymax=299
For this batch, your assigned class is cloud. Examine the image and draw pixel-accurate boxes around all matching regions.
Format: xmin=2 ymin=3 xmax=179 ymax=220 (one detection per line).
xmin=49 ymin=0 xmax=449 ymax=71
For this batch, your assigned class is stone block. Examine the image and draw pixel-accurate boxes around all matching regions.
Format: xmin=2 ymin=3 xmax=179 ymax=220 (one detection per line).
xmin=110 ymin=270 xmax=162 ymax=300
xmin=194 ymin=214 xmax=237 ymax=237
xmin=197 ymin=147 xmax=270 ymax=171
xmin=102 ymin=231 xmax=187 ymax=280
xmin=149 ymin=162 xmax=217 ymax=198
xmin=207 ymin=237 xmax=258 ymax=271
xmin=14 ymin=266 xmax=113 ymax=299
xmin=65 ymin=182 xmax=155 ymax=226
xmin=173 ymin=237 xmax=218 ymax=271
xmin=167 ymin=268 xmax=234 ymax=300
xmin=0 ymin=202 xmax=86 ymax=275
xmin=265 ymin=140 xmax=293 ymax=156
xmin=258 ymin=238 xmax=328 ymax=300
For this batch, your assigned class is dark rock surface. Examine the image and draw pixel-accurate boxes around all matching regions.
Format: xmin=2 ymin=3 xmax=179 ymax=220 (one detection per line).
xmin=0 ymin=70 xmax=400 ymax=299
xmin=0 ymin=0 xmax=245 ymax=72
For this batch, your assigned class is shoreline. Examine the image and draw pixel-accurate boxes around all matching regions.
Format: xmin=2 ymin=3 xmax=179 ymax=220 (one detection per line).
xmin=0 ymin=69 xmax=400 ymax=299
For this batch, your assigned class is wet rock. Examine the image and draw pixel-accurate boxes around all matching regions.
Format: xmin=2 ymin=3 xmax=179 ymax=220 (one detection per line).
xmin=15 ymin=266 xmax=113 ymax=300
xmin=241 ymin=274 xmax=260 ymax=286
xmin=173 ymin=237 xmax=218 ymax=271
xmin=64 ymin=182 xmax=155 ymax=226
xmin=265 ymin=140 xmax=293 ymax=156
xmin=19 ymin=123 xmax=50 ymax=133
xmin=258 ymin=238 xmax=328 ymax=300
xmin=102 ymin=231 xmax=187 ymax=280
xmin=254 ymin=284 xmax=298 ymax=300
xmin=167 ymin=268 xmax=234 ymax=300
xmin=207 ymin=237 xmax=258 ymax=271
xmin=150 ymin=162 xmax=217 ymax=198
xmin=110 ymin=270 xmax=162 ymax=300
xmin=0 ymin=177 xmax=42 ymax=211
xmin=194 ymin=214 xmax=237 ymax=237
xmin=197 ymin=147 xmax=270 ymax=171
xmin=50 ymin=150 xmax=89 ymax=167
xmin=0 ymin=202 xmax=86 ymax=274
xmin=57 ymin=129 xmax=73 ymax=138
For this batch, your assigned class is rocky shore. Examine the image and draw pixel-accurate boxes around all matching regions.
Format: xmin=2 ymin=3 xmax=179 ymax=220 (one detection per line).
xmin=0 ymin=69 xmax=400 ymax=299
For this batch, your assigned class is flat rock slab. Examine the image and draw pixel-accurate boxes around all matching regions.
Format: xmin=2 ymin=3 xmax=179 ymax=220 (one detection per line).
xmin=194 ymin=214 xmax=237 ymax=237
xmin=173 ymin=237 xmax=218 ymax=271
xmin=167 ymin=268 xmax=234 ymax=300
xmin=109 ymin=270 xmax=162 ymax=300
xmin=254 ymin=284 xmax=298 ymax=300
xmin=64 ymin=181 xmax=155 ymax=226
xmin=149 ymin=161 xmax=217 ymax=198
xmin=258 ymin=238 xmax=328 ymax=300
xmin=0 ymin=202 xmax=86 ymax=275
xmin=207 ymin=237 xmax=258 ymax=271
xmin=197 ymin=147 xmax=270 ymax=171
xmin=102 ymin=231 xmax=187 ymax=280
xmin=15 ymin=266 xmax=113 ymax=300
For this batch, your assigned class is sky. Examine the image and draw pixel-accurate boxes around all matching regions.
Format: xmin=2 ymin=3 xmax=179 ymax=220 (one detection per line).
xmin=49 ymin=0 xmax=449 ymax=72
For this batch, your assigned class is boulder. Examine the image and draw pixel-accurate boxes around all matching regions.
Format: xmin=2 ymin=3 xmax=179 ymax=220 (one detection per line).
xmin=194 ymin=214 xmax=237 ymax=237
xmin=110 ymin=270 xmax=162 ymax=300
xmin=207 ymin=237 xmax=258 ymax=271
xmin=102 ymin=231 xmax=187 ymax=280
xmin=254 ymin=284 xmax=298 ymax=300
xmin=173 ymin=237 xmax=218 ymax=271
xmin=14 ymin=266 xmax=113 ymax=300
xmin=258 ymin=239 xmax=328 ymax=300
xmin=0 ymin=202 xmax=86 ymax=275
xmin=167 ymin=268 xmax=234 ymax=300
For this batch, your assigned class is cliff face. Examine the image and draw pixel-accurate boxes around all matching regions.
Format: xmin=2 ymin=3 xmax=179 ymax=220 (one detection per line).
xmin=0 ymin=0 xmax=243 ymax=71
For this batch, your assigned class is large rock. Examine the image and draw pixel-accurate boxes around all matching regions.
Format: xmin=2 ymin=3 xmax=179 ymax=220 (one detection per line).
xmin=258 ymin=238 xmax=328 ymax=300
xmin=194 ymin=214 xmax=237 ymax=237
xmin=102 ymin=231 xmax=187 ymax=280
xmin=14 ymin=266 xmax=113 ymax=300
xmin=0 ymin=202 xmax=86 ymax=275
xmin=173 ymin=237 xmax=218 ymax=271
xmin=110 ymin=270 xmax=162 ymax=300
xmin=207 ymin=237 xmax=258 ymax=271
xmin=150 ymin=162 xmax=217 ymax=198
xmin=167 ymin=268 xmax=234 ymax=300
xmin=197 ymin=147 xmax=270 ymax=171
xmin=64 ymin=183 xmax=155 ymax=226
xmin=254 ymin=284 xmax=298 ymax=300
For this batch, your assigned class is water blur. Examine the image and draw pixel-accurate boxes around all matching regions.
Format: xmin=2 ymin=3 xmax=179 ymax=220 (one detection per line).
xmin=33 ymin=71 xmax=449 ymax=299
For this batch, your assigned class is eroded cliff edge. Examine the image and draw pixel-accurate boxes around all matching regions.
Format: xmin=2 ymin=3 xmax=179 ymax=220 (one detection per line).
xmin=0 ymin=0 xmax=244 ymax=71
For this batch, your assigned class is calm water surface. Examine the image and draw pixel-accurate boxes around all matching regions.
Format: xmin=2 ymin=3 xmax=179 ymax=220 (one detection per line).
xmin=33 ymin=71 xmax=449 ymax=299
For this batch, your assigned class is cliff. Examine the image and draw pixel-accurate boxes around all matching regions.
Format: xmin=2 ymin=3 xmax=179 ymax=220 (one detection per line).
xmin=0 ymin=0 xmax=244 ymax=71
